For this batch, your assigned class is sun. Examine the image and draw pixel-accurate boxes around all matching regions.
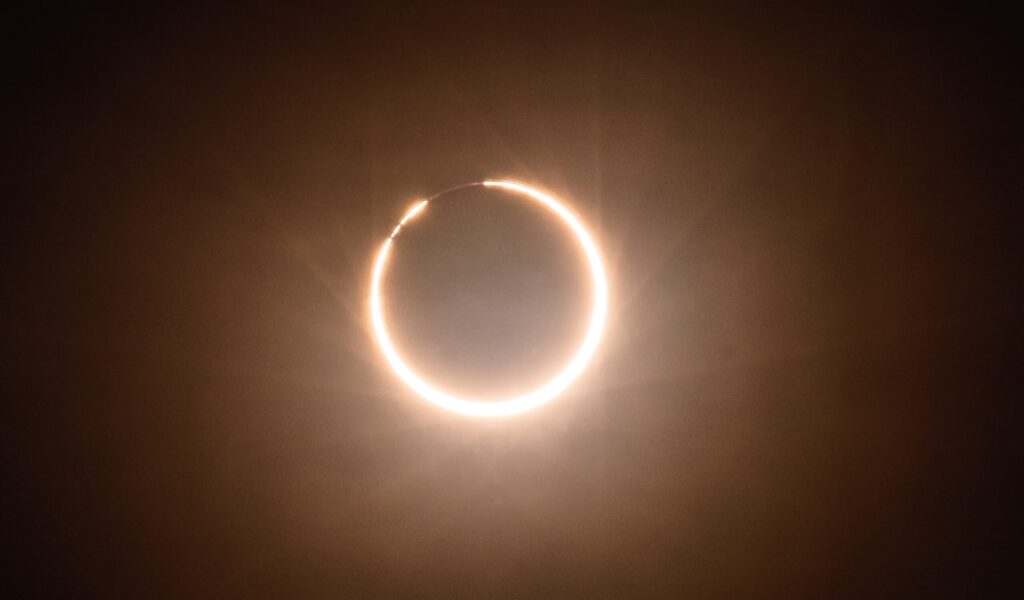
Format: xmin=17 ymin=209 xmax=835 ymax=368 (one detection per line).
xmin=369 ymin=180 xmax=608 ymax=417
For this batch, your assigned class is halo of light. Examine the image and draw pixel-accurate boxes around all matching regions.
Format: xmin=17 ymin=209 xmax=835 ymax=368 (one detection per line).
xmin=369 ymin=180 xmax=608 ymax=418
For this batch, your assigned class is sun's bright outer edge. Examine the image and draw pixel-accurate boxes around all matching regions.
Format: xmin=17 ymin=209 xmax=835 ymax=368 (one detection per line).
xmin=369 ymin=180 xmax=609 ymax=418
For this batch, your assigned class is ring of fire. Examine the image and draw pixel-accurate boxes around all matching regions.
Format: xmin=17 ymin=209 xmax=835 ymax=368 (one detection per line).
xmin=369 ymin=180 xmax=609 ymax=418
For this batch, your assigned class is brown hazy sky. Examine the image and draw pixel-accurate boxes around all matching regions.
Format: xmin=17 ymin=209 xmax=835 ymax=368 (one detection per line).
xmin=7 ymin=3 xmax=1018 ymax=598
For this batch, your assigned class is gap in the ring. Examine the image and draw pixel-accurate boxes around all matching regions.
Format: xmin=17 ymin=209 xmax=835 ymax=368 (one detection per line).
xmin=383 ymin=185 xmax=591 ymax=401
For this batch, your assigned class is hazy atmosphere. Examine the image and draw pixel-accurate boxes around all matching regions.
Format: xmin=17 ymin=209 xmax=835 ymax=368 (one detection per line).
xmin=7 ymin=3 xmax=1018 ymax=597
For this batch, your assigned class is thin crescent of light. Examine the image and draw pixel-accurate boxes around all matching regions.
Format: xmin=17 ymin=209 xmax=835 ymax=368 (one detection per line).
xmin=369 ymin=180 xmax=608 ymax=418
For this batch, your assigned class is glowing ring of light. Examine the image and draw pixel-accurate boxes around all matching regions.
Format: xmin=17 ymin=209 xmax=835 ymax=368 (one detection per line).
xmin=369 ymin=180 xmax=608 ymax=418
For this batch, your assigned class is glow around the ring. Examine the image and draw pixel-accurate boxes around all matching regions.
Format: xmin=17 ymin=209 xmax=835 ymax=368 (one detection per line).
xmin=369 ymin=180 xmax=608 ymax=418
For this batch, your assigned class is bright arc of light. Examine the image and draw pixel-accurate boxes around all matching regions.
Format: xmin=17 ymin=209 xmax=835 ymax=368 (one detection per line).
xmin=369 ymin=180 xmax=609 ymax=418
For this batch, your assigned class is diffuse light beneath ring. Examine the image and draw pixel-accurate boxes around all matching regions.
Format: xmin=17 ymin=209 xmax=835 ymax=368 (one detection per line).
xmin=369 ymin=180 xmax=608 ymax=418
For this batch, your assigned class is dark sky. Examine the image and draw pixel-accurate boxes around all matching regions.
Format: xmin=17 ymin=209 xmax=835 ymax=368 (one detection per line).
xmin=6 ymin=3 xmax=1019 ymax=598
